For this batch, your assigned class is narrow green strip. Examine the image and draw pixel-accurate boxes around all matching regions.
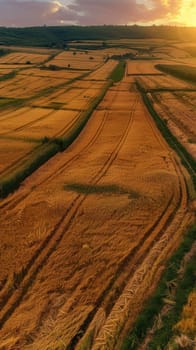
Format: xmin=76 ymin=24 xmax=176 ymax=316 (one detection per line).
xmin=148 ymin=255 xmax=196 ymax=350
xmin=110 ymin=60 xmax=126 ymax=82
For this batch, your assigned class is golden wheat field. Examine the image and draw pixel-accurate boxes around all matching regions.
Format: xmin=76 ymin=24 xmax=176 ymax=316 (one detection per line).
xmin=10 ymin=109 xmax=82 ymax=140
xmin=127 ymin=60 xmax=163 ymax=75
xmin=46 ymin=50 xmax=105 ymax=70
xmin=137 ymin=74 xmax=195 ymax=90
xmin=19 ymin=68 xmax=89 ymax=80
xmin=0 ymin=42 xmax=195 ymax=350
xmin=0 ymin=138 xmax=38 ymax=176
xmin=0 ymin=74 xmax=68 ymax=98
xmin=150 ymin=91 xmax=196 ymax=159
xmin=0 ymin=52 xmax=49 ymax=64
xmin=83 ymin=60 xmax=118 ymax=80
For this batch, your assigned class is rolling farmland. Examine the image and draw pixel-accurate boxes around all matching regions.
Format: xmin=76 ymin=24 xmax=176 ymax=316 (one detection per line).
xmin=46 ymin=50 xmax=106 ymax=70
xmin=0 ymin=42 xmax=195 ymax=350
xmin=0 ymin=52 xmax=49 ymax=64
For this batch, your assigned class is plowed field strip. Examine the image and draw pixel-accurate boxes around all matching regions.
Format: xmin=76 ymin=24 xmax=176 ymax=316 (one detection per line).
xmin=0 ymin=109 xmax=54 ymax=136
xmin=173 ymin=91 xmax=196 ymax=109
xmin=0 ymin=108 xmax=30 ymax=121
xmin=8 ymin=110 xmax=82 ymax=140
xmin=67 ymin=192 xmax=177 ymax=349
xmin=0 ymin=88 xmax=135 ymax=330
xmin=152 ymin=93 xmax=196 ymax=138
xmin=0 ymin=142 xmax=42 ymax=178
xmin=160 ymin=95 xmax=195 ymax=126
xmin=89 ymin=94 xmax=188 ymax=350
xmin=68 ymin=99 xmax=187 ymax=350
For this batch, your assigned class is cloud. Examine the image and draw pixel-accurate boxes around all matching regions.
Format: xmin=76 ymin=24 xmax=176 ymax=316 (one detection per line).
xmin=69 ymin=0 xmax=147 ymax=25
xmin=0 ymin=0 xmax=76 ymax=26
xmin=70 ymin=0 xmax=183 ymax=25
xmin=0 ymin=0 xmax=183 ymax=26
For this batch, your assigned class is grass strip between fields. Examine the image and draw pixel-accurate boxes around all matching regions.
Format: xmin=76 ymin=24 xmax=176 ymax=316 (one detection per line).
xmin=109 ymin=60 xmax=126 ymax=82
xmin=0 ymin=80 xmax=112 ymax=198
xmin=121 ymin=225 xmax=196 ymax=350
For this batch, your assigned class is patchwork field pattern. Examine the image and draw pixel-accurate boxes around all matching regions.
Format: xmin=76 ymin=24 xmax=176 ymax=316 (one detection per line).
xmin=0 ymin=43 xmax=195 ymax=350
xmin=0 ymin=56 xmax=114 ymax=184
xmin=0 ymin=75 xmax=192 ymax=350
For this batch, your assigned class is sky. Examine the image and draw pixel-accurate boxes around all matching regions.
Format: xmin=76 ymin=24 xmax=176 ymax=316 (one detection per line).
xmin=0 ymin=0 xmax=195 ymax=27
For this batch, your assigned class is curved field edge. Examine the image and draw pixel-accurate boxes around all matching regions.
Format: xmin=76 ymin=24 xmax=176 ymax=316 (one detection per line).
xmin=0 ymin=82 xmax=112 ymax=198
xmin=155 ymin=64 xmax=196 ymax=85
xmin=121 ymin=224 xmax=196 ymax=350
xmin=136 ymin=82 xmax=196 ymax=193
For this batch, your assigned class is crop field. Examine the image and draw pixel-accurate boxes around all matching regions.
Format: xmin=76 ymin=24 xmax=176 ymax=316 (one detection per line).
xmin=0 ymin=52 xmax=49 ymax=64
xmin=0 ymin=107 xmax=55 ymax=137
xmin=169 ymin=57 xmax=196 ymax=68
xmin=0 ymin=68 xmax=15 ymax=75
xmin=0 ymin=64 xmax=34 ymax=75
xmin=0 ymin=41 xmax=195 ymax=350
xmin=9 ymin=109 xmax=83 ymax=140
xmin=152 ymin=46 xmax=190 ymax=59
xmin=19 ymin=67 xmax=89 ymax=80
xmin=46 ymin=50 xmax=105 ymax=70
xmin=136 ymin=74 xmax=195 ymax=91
xmin=0 ymin=74 xmax=69 ymax=99
xmin=103 ymin=47 xmax=137 ymax=57
xmin=33 ymin=81 xmax=107 ymax=110
xmin=0 ymin=56 xmax=114 ymax=195
xmin=0 ymin=71 xmax=193 ymax=349
xmin=127 ymin=60 xmax=163 ymax=75
xmin=83 ymin=60 xmax=118 ymax=80
xmin=150 ymin=91 xmax=196 ymax=159
xmin=0 ymin=138 xmax=38 ymax=176
xmin=0 ymin=45 xmax=59 ymax=55
xmin=107 ymin=38 xmax=168 ymax=48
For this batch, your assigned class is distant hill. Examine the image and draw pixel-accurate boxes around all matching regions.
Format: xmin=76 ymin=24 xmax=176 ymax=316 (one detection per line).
xmin=0 ymin=25 xmax=196 ymax=48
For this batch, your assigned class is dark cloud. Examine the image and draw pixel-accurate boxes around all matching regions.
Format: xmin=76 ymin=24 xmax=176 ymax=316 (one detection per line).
xmin=0 ymin=0 xmax=183 ymax=26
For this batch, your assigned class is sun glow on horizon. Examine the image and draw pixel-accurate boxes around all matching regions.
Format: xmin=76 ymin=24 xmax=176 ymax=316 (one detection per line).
xmin=176 ymin=0 xmax=196 ymax=26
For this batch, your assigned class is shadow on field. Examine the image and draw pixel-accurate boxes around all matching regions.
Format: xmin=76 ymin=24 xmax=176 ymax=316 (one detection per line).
xmin=64 ymin=182 xmax=140 ymax=198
